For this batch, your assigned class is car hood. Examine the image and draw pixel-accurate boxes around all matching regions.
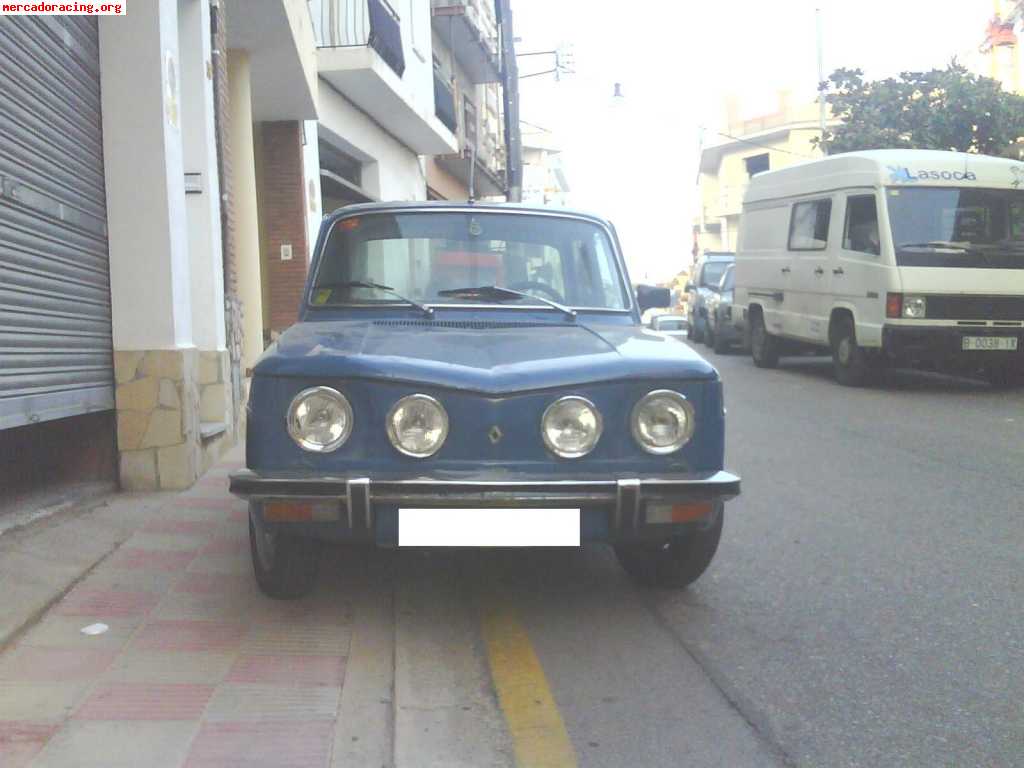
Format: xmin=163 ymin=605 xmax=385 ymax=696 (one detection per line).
xmin=255 ymin=318 xmax=717 ymax=394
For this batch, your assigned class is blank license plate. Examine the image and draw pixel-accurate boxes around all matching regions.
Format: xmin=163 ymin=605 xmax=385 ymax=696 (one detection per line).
xmin=398 ymin=508 xmax=580 ymax=547
xmin=962 ymin=336 xmax=1018 ymax=352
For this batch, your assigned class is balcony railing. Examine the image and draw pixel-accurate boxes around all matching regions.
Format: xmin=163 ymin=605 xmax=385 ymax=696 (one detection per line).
xmin=434 ymin=71 xmax=458 ymax=134
xmin=317 ymin=0 xmax=405 ymax=77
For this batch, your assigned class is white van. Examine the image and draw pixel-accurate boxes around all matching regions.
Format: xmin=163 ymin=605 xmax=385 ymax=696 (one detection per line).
xmin=734 ymin=150 xmax=1024 ymax=386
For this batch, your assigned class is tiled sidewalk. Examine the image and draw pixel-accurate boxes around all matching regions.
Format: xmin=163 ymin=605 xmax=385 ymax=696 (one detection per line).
xmin=0 ymin=461 xmax=356 ymax=768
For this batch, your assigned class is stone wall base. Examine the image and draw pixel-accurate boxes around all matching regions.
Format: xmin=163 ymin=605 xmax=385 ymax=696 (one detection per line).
xmin=114 ymin=348 xmax=236 ymax=491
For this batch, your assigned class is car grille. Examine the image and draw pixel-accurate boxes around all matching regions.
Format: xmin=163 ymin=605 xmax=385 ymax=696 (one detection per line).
xmin=926 ymin=295 xmax=1024 ymax=321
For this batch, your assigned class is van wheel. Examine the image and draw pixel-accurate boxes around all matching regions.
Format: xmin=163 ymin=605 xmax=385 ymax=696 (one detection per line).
xmin=614 ymin=509 xmax=723 ymax=588
xmin=249 ymin=503 xmax=321 ymax=599
xmin=750 ymin=312 xmax=779 ymax=368
xmin=831 ymin=317 xmax=871 ymax=387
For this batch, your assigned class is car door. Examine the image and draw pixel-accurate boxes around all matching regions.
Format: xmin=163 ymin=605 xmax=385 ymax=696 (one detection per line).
xmin=788 ymin=196 xmax=835 ymax=342
xmin=836 ymin=190 xmax=885 ymax=348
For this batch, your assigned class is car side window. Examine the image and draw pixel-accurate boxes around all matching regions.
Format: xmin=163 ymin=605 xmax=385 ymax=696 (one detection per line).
xmin=843 ymin=194 xmax=881 ymax=256
xmin=788 ymin=199 xmax=832 ymax=251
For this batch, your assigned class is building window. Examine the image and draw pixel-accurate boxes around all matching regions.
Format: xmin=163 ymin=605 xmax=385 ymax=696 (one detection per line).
xmin=319 ymin=139 xmax=362 ymax=188
xmin=463 ymin=95 xmax=478 ymax=147
xmin=745 ymin=153 xmax=770 ymax=177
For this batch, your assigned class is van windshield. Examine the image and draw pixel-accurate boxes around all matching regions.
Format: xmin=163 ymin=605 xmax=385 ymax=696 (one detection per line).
xmin=887 ymin=187 xmax=1024 ymax=269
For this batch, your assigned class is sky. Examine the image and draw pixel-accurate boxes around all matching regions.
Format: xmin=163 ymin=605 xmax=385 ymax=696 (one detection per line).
xmin=511 ymin=0 xmax=990 ymax=283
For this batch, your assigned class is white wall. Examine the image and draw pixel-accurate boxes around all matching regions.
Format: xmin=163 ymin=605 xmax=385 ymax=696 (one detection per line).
xmin=302 ymin=119 xmax=324 ymax=259
xmin=318 ymin=81 xmax=426 ymax=201
xmin=100 ymin=0 xmax=194 ymax=351
xmin=179 ymin=0 xmax=226 ymax=351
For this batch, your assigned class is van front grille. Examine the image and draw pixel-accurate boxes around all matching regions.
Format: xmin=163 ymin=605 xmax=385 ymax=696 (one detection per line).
xmin=927 ymin=296 xmax=1024 ymax=321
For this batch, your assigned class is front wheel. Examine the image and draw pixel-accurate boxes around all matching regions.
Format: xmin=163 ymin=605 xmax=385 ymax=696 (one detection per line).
xmin=249 ymin=503 xmax=321 ymax=599
xmin=703 ymin=324 xmax=715 ymax=348
xmin=831 ymin=318 xmax=871 ymax=387
xmin=750 ymin=312 xmax=780 ymax=368
xmin=614 ymin=509 xmax=723 ymax=588
xmin=713 ymin=325 xmax=730 ymax=354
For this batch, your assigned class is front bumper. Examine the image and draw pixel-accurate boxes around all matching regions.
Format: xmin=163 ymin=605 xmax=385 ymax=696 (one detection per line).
xmin=882 ymin=325 xmax=1023 ymax=369
xmin=229 ymin=469 xmax=741 ymax=544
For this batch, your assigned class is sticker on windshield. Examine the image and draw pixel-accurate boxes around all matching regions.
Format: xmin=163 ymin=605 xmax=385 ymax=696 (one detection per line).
xmin=468 ymin=218 xmax=483 ymax=237
xmin=312 ymin=289 xmax=332 ymax=305
xmin=340 ymin=218 xmax=361 ymax=231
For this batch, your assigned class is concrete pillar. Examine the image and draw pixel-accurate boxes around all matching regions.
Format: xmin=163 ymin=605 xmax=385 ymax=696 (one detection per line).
xmin=101 ymin=0 xmax=205 ymax=491
xmin=227 ymin=49 xmax=265 ymax=373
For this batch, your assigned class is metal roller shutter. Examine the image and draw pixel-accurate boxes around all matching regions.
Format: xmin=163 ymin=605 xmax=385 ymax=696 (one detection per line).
xmin=0 ymin=16 xmax=113 ymax=430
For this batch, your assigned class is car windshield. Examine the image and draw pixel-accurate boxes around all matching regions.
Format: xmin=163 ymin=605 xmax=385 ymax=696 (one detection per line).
xmin=701 ymin=261 xmax=731 ymax=286
xmin=887 ymin=187 xmax=1024 ymax=268
xmin=719 ymin=266 xmax=735 ymax=291
xmin=310 ymin=212 xmax=630 ymax=310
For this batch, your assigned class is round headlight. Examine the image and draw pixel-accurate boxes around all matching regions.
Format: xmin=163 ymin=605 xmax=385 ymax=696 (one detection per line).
xmin=541 ymin=396 xmax=602 ymax=458
xmin=387 ymin=394 xmax=449 ymax=458
xmin=631 ymin=390 xmax=695 ymax=455
xmin=287 ymin=387 xmax=353 ymax=453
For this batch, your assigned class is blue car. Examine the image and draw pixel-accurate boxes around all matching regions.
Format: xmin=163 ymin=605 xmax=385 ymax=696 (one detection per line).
xmin=230 ymin=203 xmax=740 ymax=598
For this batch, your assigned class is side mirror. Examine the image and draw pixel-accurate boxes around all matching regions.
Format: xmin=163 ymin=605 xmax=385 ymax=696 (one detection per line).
xmin=684 ymin=282 xmax=695 ymax=292
xmin=636 ymin=285 xmax=672 ymax=314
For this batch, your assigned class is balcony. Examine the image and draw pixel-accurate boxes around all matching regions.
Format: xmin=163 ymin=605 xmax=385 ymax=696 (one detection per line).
xmin=315 ymin=0 xmax=457 ymax=155
xmin=431 ymin=0 xmax=501 ymax=83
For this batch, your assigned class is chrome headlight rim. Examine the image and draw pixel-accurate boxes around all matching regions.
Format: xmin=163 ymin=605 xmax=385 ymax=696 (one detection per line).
xmin=541 ymin=395 xmax=603 ymax=459
xmin=631 ymin=389 xmax=695 ymax=455
xmin=386 ymin=393 xmax=449 ymax=458
xmin=286 ymin=386 xmax=353 ymax=453
xmin=902 ymin=295 xmax=927 ymax=319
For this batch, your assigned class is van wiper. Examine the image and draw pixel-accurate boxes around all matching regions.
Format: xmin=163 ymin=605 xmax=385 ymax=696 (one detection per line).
xmin=897 ymin=241 xmax=968 ymax=252
xmin=315 ymin=280 xmax=433 ymax=316
xmin=437 ymin=285 xmax=577 ymax=319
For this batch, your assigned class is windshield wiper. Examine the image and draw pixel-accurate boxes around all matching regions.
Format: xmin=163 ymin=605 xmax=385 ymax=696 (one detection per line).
xmin=897 ymin=241 xmax=968 ymax=252
xmin=437 ymin=285 xmax=577 ymax=319
xmin=315 ymin=280 xmax=433 ymax=316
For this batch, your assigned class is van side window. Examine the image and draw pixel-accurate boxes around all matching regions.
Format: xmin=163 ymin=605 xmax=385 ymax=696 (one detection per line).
xmin=788 ymin=200 xmax=832 ymax=251
xmin=843 ymin=195 xmax=880 ymax=256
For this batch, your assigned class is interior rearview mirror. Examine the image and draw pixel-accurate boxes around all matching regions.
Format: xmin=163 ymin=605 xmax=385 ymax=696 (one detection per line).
xmin=636 ymin=285 xmax=672 ymax=314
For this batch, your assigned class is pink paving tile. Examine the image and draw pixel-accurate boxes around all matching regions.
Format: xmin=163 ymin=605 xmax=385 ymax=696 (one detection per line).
xmin=55 ymin=588 xmax=160 ymax=618
xmin=196 ymin=474 xmax=228 ymax=489
xmin=200 ymin=536 xmax=248 ymax=556
xmin=174 ymin=572 xmax=252 ymax=595
xmin=0 ymin=648 xmax=117 ymax=682
xmin=226 ymin=655 xmax=346 ymax=687
xmin=185 ymin=720 xmax=334 ymax=768
xmin=179 ymin=497 xmax=239 ymax=510
xmin=132 ymin=620 xmax=246 ymax=652
xmin=0 ymin=721 xmax=58 ymax=768
xmin=110 ymin=548 xmax=197 ymax=572
xmin=73 ymin=683 xmax=215 ymax=721
xmin=141 ymin=519 xmax=220 ymax=537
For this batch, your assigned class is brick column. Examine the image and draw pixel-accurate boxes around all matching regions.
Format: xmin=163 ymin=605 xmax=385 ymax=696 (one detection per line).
xmin=257 ymin=121 xmax=310 ymax=335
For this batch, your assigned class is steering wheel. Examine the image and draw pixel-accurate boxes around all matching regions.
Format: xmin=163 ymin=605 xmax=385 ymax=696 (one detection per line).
xmin=507 ymin=280 xmax=566 ymax=303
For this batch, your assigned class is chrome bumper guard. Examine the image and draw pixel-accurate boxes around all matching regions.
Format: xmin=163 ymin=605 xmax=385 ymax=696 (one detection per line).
xmin=229 ymin=470 xmax=741 ymax=533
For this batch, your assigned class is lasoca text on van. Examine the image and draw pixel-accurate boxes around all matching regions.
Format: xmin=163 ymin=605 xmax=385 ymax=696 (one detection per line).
xmin=733 ymin=149 xmax=1024 ymax=388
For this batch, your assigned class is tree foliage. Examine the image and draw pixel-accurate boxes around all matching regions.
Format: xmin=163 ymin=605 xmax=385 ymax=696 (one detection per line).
xmin=815 ymin=62 xmax=1024 ymax=158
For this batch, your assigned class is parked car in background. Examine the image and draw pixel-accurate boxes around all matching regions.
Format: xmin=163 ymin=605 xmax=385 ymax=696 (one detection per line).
xmin=231 ymin=202 xmax=740 ymax=597
xmin=650 ymin=313 xmax=689 ymax=340
xmin=734 ymin=150 xmax=1024 ymax=387
xmin=686 ymin=251 xmax=735 ymax=343
xmin=705 ymin=264 xmax=745 ymax=354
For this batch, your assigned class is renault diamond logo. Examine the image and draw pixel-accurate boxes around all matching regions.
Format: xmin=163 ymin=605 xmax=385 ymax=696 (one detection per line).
xmin=488 ymin=425 xmax=503 ymax=444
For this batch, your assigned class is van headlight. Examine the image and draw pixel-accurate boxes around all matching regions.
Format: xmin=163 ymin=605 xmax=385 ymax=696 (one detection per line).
xmin=902 ymin=295 xmax=927 ymax=319
xmin=287 ymin=387 xmax=353 ymax=453
xmin=387 ymin=394 xmax=449 ymax=458
xmin=631 ymin=390 xmax=695 ymax=455
xmin=542 ymin=396 xmax=603 ymax=458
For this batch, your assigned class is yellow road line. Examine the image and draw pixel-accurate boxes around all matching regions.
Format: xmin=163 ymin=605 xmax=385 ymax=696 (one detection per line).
xmin=481 ymin=606 xmax=578 ymax=768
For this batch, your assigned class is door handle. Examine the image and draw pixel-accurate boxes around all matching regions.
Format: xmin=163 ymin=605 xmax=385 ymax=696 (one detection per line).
xmin=833 ymin=267 xmax=845 ymax=276
xmin=814 ymin=267 xmax=825 ymax=276
xmin=781 ymin=267 xmax=791 ymax=274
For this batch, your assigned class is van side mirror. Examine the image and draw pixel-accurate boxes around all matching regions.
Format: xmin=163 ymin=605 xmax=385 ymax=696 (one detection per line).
xmin=636 ymin=285 xmax=672 ymax=314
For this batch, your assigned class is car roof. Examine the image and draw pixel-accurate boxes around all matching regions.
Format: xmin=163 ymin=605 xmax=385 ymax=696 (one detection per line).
xmin=323 ymin=200 xmax=614 ymax=228
xmin=701 ymin=252 xmax=735 ymax=262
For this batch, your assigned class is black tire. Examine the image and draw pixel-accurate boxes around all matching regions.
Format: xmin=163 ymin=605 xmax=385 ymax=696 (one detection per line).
xmin=750 ymin=311 xmax=780 ymax=368
xmin=713 ymin=325 xmax=730 ymax=354
xmin=614 ymin=508 xmax=724 ymax=588
xmin=703 ymin=324 xmax=715 ymax=348
xmin=249 ymin=503 xmax=321 ymax=599
xmin=689 ymin=322 xmax=703 ymax=344
xmin=831 ymin=317 xmax=871 ymax=387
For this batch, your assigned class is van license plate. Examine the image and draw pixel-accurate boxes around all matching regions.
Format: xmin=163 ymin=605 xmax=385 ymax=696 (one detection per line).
xmin=398 ymin=508 xmax=580 ymax=547
xmin=962 ymin=336 xmax=1018 ymax=352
